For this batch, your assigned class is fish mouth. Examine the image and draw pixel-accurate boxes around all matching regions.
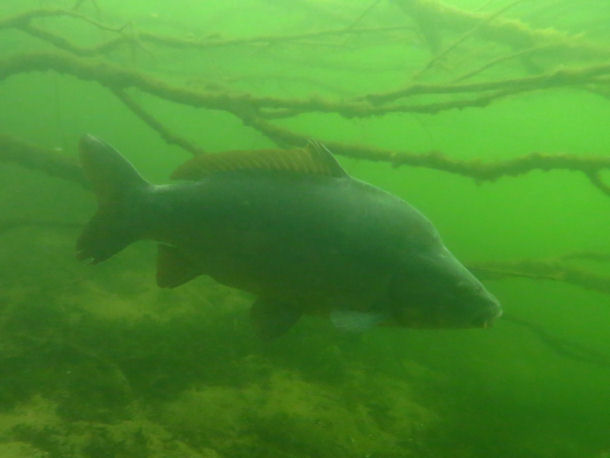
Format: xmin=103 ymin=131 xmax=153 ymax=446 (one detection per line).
xmin=471 ymin=306 xmax=503 ymax=328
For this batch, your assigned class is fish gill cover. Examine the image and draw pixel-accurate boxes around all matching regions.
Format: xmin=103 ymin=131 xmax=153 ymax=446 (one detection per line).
xmin=0 ymin=0 xmax=609 ymax=457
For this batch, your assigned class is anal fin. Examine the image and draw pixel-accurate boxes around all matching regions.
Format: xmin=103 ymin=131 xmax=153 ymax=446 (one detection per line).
xmin=156 ymin=244 xmax=202 ymax=288
xmin=250 ymin=297 xmax=302 ymax=340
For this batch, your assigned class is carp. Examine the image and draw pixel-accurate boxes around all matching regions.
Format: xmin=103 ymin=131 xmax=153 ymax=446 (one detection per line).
xmin=77 ymin=135 xmax=502 ymax=338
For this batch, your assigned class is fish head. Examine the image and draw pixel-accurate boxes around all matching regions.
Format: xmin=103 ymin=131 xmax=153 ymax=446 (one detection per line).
xmin=390 ymin=246 xmax=502 ymax=329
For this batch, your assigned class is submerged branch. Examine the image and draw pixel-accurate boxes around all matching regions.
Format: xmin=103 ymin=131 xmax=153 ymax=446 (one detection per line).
xmin=112 ymin=89 xmax=206 ymax=155
xmin=0 ymin=134 xmax=87 ymax=188
xmin=449 ymin=44 xmax=553 ymax=83
xmin=0 ymin=51 xmax=254 ymax=114
xmin=0 ymin=8 xmax=416 ymax=57
xmin=3 ymin=4 xmax=608 ymax=62
xmin=241 ymin=115 xmax=610 ymax=196
xmin=471 ymin=258 xmax=610 ymax=295
xmin=502 ymin=314 xmax=610 ymax=370
xmin=2 ymin=51 xmax=610 ymax=123
xmin=392 ymin=0 xmax=610 ymax=58
xmin=138 ymin=25 xmax=417 ymax=50
xmin=412 ymin=0 xmax=526 ymax=79
xmin=471 ymin=253 xmax=610 ymax=368
xmin=3 ymin=101 xmax=610 ymax=196
xmin=365 ymin=62 xmax=610 ymax=105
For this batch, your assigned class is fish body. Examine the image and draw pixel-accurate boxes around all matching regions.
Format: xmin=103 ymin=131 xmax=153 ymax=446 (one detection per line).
xmin=77 ymin=135 xmax=501 ymax=337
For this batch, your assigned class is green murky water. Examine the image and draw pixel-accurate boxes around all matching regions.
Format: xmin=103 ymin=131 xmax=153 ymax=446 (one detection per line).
xmin=1 ymin=1 xmax=609 ymax=457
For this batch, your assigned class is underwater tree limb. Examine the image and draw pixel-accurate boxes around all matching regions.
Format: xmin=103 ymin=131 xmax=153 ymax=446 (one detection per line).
xmin=18 ymin=23 xmax=124 ymax=57
xmin=72 ymin=0 xmax=101 ymax=15
xmin=0 ymin=8 xmax=417 ymax=57
xmin=2 ymin=126 xmax=609 ymax=200
xmin=0 ymin=8 xmax=80 ymax=27
xmin=412 ymin=0 xmax=526 ymax=79
xmin=0 ymin=134 xmax=87 ymax=188
xmin=2 ymin=4 xmax=609 ymax=93
xmin=0 ymin=51 xmax=608 ymax=196
xmin=586 ymin=171 xmax=610 ymax=196
xmin=240 ymin=115 xmax=610 ymax=196
xmin=0 ymin=8 xmax=120 ymax=34
xmin=392 ymin=0 xmax=610 ymax=58
xmin=3 ymin=51 xmax=610 ymax=122
xmin=3 ymin=5 xmax=607 ymax=60
xmin=470 ymin=258 xmax=610 ymax=295
xmin=111 ymin=89 xmax=206 ymax=155
xmin=0 ymin=52 xmax=609 ymax=195
xmin=449 ymin=44 xmax=554 ymax=83
xmin=255 ymin=88 xmax=523 ymax=118
xmin=502 ymin=314 xmax=610 ymax=370
xmin=0 ymin=51 xmax=255 ymax=114
xmin=471 ymin=253 xmax=610 ymax=368
xmin=365 ymin=62 xmax=610 ymax=105
xmin=11 ymin=22 xmax=419 ymax=58
xmin=137 ymin=25 xmax=418 ymax=50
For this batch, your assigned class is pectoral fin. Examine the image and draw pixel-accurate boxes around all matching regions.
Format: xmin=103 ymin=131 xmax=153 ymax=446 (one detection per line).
xmin=156 ymin=244 xmax=202 ymax=288
xmin=330 ymin=310 xmax=386 ymax=332
xmin=250 ymin=297 xmax=302 ymax=339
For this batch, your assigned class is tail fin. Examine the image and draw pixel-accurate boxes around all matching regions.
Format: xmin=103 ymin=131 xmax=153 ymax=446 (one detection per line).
xmin=77 ymin=134 xmax=150 ymax=263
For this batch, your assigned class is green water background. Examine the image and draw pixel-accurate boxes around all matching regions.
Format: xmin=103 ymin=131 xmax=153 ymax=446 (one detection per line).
xmin=1 ymin=1 xmax=609 ymax=457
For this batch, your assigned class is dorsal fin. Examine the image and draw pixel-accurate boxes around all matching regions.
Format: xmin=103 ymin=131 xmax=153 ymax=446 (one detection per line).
xmin=171 ymin=140 xmax=348 ymax=181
